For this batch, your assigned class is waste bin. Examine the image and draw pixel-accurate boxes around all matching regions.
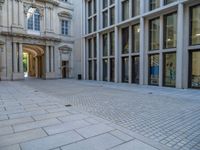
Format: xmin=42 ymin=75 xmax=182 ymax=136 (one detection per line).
xmin=78 ymin=74 xmax=82 ymax=80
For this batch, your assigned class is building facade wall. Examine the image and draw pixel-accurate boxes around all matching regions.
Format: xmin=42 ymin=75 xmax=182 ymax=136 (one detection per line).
xmin=82 ymin=0 xmax=200 ymax=89
xmin=0 ymin=0 xmax=81 ymax=80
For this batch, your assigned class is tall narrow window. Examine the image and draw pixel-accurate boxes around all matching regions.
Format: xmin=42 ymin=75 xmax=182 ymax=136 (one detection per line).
xmin=132 ymin=56 xmax=139 ymax=84
xmin=94 ymin=60 xmax=97 ymax=80
xmin=110 ymin=31 xmax=115 ymax=56
xmin=93 ymin=37 xmax=97 ymax=58
xmin=103 ymin=34 xmax=108 ymax=56
xmin=93 ymin=16 xmax=97 ymax=31
xmin=163 ymin=53 xmax=176 ymax=87
xmin=88 ymin=60 xmax=92 ymax=80
xmin=149 ymin=18 xmax=160 ymax=50
xmin=132 ymin=0 xmax=140 ymax=17
xmin=94 ymin=0 xmax=97 ymax=14
xmin=88 ymin=18 xmax=92 ymax=33
xmin=122 ymin=27 xmax=129 ymax=54
xmin=88 ymin=39 xmax=92 ymax=58
xmin=122 ymin=0 xmax=129 ymax=21
xmin=132 ymin=24 xmax=140 ymax=53
xmin=190 ymin=51 xmax=200 ymax=88
xmin=149 ymin=54 xmax=159 ymax=85
xmin=103 ymin=10 xmax=108 ymax=28
xmin=110 ymin=7 xmax=115 ymax=25
xmin=164 ymin=13 xmax=177 ymax=49
xmin=190 ymin=5 xmax=200 ymax=45
xmin=103 ymin=0 xmax=108 ymax=9
xmin=103 ymin=59 xmax=108 ymax=81
xmin=122 ymin=57 xmax=129 ymax=83
xmin=110 ymin=0 xmax=115 ymax=5
xmin=88 ymin=0 xmax=92 ymax=16
xmin=61 ymin=20 xmax=69 ymax=35
xmin=110 ymin=58 xmax=115 ymax=82
xmin=149 ymin=0 xmax=160 ymax=11
xmin=27 ymin=8 xmax=40 ymax=31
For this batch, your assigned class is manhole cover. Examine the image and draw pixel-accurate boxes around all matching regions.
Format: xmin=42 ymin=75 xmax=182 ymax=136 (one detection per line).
xmin=65 ymin=104 xmax=72 ymax=107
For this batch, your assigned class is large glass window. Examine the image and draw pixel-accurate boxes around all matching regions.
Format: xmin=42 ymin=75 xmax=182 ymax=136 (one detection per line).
xmin=132 ymin=56 xmax=139 ymax=84
xmin=94 ymin=0 xmax=97 ymax=14
xmin=93 ymin=16 xmax=97 ymax=32
xmin=149 ymin=0 xmax=160 ymax=11
xmin=93 ymin=37 xmax=97 ymax=58
xmin=110 ymin=58 xmax=115 ymax=82
xmin=122 ymin=57 xmax=129 ymax=83
xmin=103 ymin=11 xmax=108 ymax=28
xmin=110 ymin=7 xmax=115 ymax=25
xmin=149 ymin=54 xmax=159 ymax=85
xmin=103 ymin=59 xmax=108 ymax=81
xmin=103 ymin=34 xmax=108 ymax=56
xmin=163 ymin=53 xmax=176 ymax=87
xmin=132 ymin=0 xmax=140 ymax=17
xmin=164 ymin=13 xmax=177 ymax=49
xmin=190 ymin=51 xmax=200 ymax=88
xmin=190 ymin=5 xmax=200 ymax=45
xmin=122 ymin=27 xmax=129 ymax=54
xmin=110 ymin=0 xmax=115 ymax=5
xmin=88 ymin=0 xmax=92 ymax=16
xmin=94 ymin=60 xmax=97 ymax=80
xmin=122 ymin=0 xmax=129 ymax=21
xmin=132 ymin=24 xmax=140 ymax=53
xmin=110 ymin=31 xmax=115 ymax=56
xmin=88 ymin=18 xmax=92 ymax=33
xmin=27 ymin=8 xmax=40 ymax=31
xmin=149 ymin=18 xmax=160 ymax=50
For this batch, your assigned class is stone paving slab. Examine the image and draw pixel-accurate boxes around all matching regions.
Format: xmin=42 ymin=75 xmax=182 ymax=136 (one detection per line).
xmin=61 ymin=133 xmax=123 ymax=150
xmin=20 ymin=131 xmax=83 ymax=150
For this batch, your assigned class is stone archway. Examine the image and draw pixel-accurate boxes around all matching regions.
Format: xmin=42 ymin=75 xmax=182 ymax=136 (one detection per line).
xmin=23 ymin=44 xmax=45 ymax=78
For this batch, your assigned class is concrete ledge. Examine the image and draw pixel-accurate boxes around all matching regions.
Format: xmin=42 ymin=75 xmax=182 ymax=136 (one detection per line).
xmin=43 ymin=72 xmax=56 ymax=79
xmin=12 ymin=73 xmax=24 ymax=80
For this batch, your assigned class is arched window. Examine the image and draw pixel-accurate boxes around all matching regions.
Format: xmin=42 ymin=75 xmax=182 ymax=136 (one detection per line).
xmin=27 ymin=8 xmax=40 ymax=31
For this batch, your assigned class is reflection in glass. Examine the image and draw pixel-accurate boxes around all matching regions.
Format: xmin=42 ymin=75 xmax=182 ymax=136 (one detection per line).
xmin=191 ymin=51 xmax=200 ymax=88
xmin=163 ymin=53 xmax=176 ymax=87
xmin=149 ymin=54 xmax=159 ymax=85
xmin=190 ymin=5 xmax=200 ymax=45
xmin=122 ymin=27 xmax=129 ymax=54
xmin=164 ymin=13 xmax=177 ymax=49
xmin=132 ymin=24 xmax=140 ymax=53
xmin=132 ymin=56 xmax=139 ymax=84
xmin=103 ymin=59 xmax=108 ymax=81
xmin=122 ymin=57 xmax=129 ymax=83
xmin=149 ymin=18 xmax=160 ymax=50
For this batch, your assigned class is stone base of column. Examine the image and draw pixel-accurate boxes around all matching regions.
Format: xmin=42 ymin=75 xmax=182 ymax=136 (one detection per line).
xmin=43 ymin=72 xmax=56 ymax=80
xmin=12 ymin=72 xmax=24 ymax=80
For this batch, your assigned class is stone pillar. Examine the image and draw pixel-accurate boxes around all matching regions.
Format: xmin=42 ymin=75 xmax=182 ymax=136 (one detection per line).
xmin=45 ymin=45 xmax=49 ymax=73
xmin=35 ymin=57 xmax=38 ymax=78
xmin=176 ymin=3 xmax=184 ymax=88
xmin=114 ymin=27 xmax=119 ymax=83
xmin=13 ymin=43 xmax=18 ymax=73
xmin=50 ymin=46 xmax=54 ymax=72
xmin=18 ymin=1 xmax=23 ymax=26
xmin=12 ymin=0 xmax=18 ymax=25
xmin=19 ymin=43 xmax=23 ymax=73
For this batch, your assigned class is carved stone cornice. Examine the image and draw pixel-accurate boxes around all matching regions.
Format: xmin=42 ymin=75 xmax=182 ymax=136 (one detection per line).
xmin=37 ymin=0 xmax=59 ymax=6
xmin=0 ymin=31 xmax=61 ymax=42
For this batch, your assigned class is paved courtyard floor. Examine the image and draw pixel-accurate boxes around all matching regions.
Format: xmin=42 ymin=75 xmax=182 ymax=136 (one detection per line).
xmin=0 ymin=79 xmax=200 ymax=150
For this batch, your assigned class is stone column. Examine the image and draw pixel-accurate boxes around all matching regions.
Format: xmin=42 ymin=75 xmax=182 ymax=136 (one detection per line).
xmin=50 ymin=46 xmax=54 ymax=72
xmin=19 ymin=43 xmax=23 ymax=73
xmin=45 ymin=45 xmax=49 ymax=73
xmin=35 ymin=57 xmax=38 ymax=78
xmin=176 ymin=3 xmax=184 ymax=88
xmin=13 ymin=43 xmax=18 ymax=73
xmin=12 ymin=0 xmax=18 ymax=25
xmin=18 ymin=1 xmax=23 ymax=26
xmin=114 ymin=27 xmax=119 ymax=83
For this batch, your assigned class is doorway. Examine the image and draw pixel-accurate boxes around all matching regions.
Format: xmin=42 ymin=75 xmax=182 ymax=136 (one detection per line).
xmin=62 ymin=61 xmax=69 ymax=78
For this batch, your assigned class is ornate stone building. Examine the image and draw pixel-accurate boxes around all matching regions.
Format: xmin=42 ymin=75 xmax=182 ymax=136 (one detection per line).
xmin=0 ymin=0 xmax=82 ymax=80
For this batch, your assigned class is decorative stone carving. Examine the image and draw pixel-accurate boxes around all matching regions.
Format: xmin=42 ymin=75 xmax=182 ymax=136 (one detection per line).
xmin=58 ymin=11 xmax=72 ymax=19
xmin=24 ymin=4 xmax=44 ymax=17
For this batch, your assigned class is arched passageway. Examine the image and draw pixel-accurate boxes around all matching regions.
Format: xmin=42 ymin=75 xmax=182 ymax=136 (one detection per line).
xmin=23 ymin=45 xmax=45 ymax=78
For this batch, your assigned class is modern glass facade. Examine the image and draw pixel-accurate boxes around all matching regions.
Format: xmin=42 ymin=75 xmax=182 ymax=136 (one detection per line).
xmin=84 ymin=0 xmax=200 ymax=89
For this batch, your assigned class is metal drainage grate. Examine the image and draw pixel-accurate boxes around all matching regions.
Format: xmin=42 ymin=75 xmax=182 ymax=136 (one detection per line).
xmin=65 ymin=104 xmax=72 ymax=107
